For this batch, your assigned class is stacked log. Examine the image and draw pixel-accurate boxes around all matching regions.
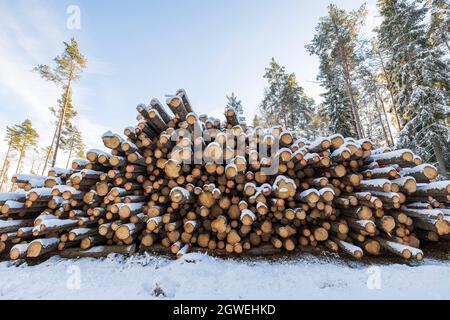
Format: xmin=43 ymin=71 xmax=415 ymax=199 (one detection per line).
xmin=1 ymin=89 xmax=450 ymax=262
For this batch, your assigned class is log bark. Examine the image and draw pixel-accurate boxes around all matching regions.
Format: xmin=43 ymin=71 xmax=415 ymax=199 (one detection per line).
xmin=59 ymin=244 xmax=136 ymax=259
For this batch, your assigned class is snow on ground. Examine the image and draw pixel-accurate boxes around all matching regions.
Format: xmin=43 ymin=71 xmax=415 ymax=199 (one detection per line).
xmin=1 ymin=250 xmax=450 ymax=299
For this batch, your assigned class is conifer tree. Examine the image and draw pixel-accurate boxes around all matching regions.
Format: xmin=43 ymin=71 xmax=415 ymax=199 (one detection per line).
xmin=226 ymin=93 xmax=245 ymax=122
xmin=260 ymin=58 xmax=289 ymax=128
xmin=316 ymin=54 xmax=355 ymax=137
xmin=0 ymin=125 xmax=20 ymax=190
xmin=423 ymin=0 xmax=450 ymax=52
xmin=283 ymin=73 xmax=316 ymax=138
xmin=11 ymin=119 xmax=39 ymax=175
xmin=259 ymin=58 xmax=315 ymax=136
xmin=306 ymin=4 xmax=367 ymax=139
xmin=358 ymin=58 xmax=395 ymax=146
xmin=377 ymin=0 xmax=450 ymax=176
xmin=370 ymin=39 xmax=403 ymax=131
xmin=252 ymin=115 xmax=262 ymax=127
xmin=34 ymin=38 xmax=86 ymax=171
xmin=60 ymin=125 xmax=84 ymax=169
xmin=310 ymin=103 xmax=331 ymax=138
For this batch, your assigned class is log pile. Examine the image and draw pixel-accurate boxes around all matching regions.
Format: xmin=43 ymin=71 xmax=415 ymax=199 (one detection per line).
xmin=1 ymin=89 xmax=450 ymax=262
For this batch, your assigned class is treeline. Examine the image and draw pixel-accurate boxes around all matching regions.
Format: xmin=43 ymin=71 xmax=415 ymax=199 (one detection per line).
xmin=0 ymin=38 xmax=86 ymax=191
xmin=250 ymin=0 xmax=449 ymax=177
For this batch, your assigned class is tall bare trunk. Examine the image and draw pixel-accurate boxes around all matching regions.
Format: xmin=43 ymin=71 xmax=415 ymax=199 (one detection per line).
xmin=11 ymin=146 xmax=25 ymax=192
xmin=376 ymin=90 xmax=394 ymax=146
xmin=344 ymin=77 xmax=364 ymax=139
xmin=0 ymin=144 xmax=12 ymax=190
xmin=375 ymin=99 xmax=391 ymax=147
xmin=41 ymin=125 xmax=58 ymax=175
xmin=51 ymin=63 xmax=74 ymax=168
xmin=15 ymin=147 xmax=25 ymax=175
xmin=66 ymin=144 xmax=74 ymax=169
xmin=331 ymin=20 xmax=363 ymax=139
xmin=431 ymin=136 xmax=449 ymax=178
xmin=374 ymin=47 xmax=402 ymax=131
xmin=0 ymin=160 xmax=9 ymax=192
xmin=278 ymin=79 xmax=288 ymax=129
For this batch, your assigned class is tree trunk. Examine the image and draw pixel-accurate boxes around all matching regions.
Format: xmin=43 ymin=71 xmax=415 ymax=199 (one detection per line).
xmin=376 ymin=90 xmax=394 ymax=146
xmin=375 ymin=47 xmax=402 ymax=131
xmin=51 ymin=63 xmax=74 ymax=168
xmin=41 ymin=126 xmax=58 ymax=175
xmin=66 ymin=144 xmax=74 ymax=169
xmin=0 ymin=144 xmax=12 ymax=190
xmin=0 ymin=160 xmax=9 ymax=192
xmin=345 ymin=79 xmax=363 ymax=139
xmin=331 ymin=19 xmax=363 ymax=139
xmin=278 ymin=79 xmax=288 ymax=129
xmin=375 ymin=99 xmax=391 ymax=147
xmin=11 ymin=147 xmax=25 ymax=191
xmin=15 ymin=148 xmax=25 ymax=175
xmin=431 ymin=136 xmax=449 ymax=178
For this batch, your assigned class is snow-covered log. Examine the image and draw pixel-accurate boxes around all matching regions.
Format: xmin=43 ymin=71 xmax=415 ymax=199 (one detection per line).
xmin=1 ymin=88 xmax=450 ymax=263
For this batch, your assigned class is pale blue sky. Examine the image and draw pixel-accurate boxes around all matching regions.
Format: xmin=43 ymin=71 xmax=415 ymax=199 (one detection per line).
xmin=0 ymin=0 xmax=378 ymax=169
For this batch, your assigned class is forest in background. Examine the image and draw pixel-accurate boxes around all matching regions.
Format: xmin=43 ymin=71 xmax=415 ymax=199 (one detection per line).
xmin=0 ymin=0 xmax=449 ymax=191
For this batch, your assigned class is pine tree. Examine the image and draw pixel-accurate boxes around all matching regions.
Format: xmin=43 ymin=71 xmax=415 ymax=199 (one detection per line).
xmin=260 ymin=58 xmax=289 ymax=128
xmin=259 ymin=58 xmax=315 ymax=135
xmin=358 ymin=56 xmax=395 ymax=146
xmin=306 ymin=4 xmax=367 ymax=139
xmin=310 ymin=103 xmax=331 ymax=138
xmin=377 ymin=0 xmax=450 ymax=176
xmin=49 ymin=89 xmax=78 ymax=131
xmin=423 ymin=0 xmax=450 ymax=52
xmin=40 ymin=89 xmax=78 ymax=173
xmin=252 ymin=115 xmax=262 ymax=127
xmin=226 ymin=93 xmax=245 ymax=122
xmin=34 ymin=38 xmax=86 ymax=171
xmin=358 ymin=77 xmax=390 ymax=146
xmin=12 ymin=119 xmax=39 ymax=176
xmin=316 ymin=54 xmax=355 ymax=137
xmin=0 ymin=125 xmax=20 ymax=190
xmin=283 ymin=73 xmax=316 ymax=138
xmin=60 ymin=125 xmax=84 ymax=169
xmin=371 ymin=39 xmax=403 ymax=130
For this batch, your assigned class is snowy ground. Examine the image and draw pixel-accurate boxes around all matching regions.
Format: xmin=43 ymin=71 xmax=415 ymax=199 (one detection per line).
xmin=1 ymin=248 xmax=450 ymax=299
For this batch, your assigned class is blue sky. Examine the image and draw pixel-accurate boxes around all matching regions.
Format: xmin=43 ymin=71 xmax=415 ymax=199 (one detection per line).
xmin=0 ymin=0 xmax=378 ymax=169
